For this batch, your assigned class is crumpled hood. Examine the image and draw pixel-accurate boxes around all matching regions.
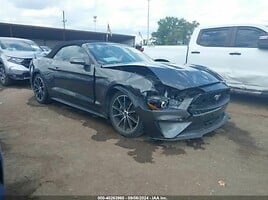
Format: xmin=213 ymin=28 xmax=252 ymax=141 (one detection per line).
xmin=106 ymin=62 xmax=220 ymax=90
xmin=2 ymin=50 xmax=44 ymax=59
xmin=149 ymin=62 xmax=220 ymax=90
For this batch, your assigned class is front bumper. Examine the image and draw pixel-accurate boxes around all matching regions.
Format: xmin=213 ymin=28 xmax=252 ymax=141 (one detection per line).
xmin=137 ymin=105 xmax=229 ymax=141
xmin=6 ymin=62 xmax=30 ymax=80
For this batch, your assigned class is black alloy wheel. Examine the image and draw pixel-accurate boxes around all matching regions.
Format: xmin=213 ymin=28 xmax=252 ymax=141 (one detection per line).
xmin=0 ymin=66 xmax=12 ymax=86
xmin=109 ymin=92 xmax=143 ymax=138
xmin=33 ymin=74 xmax=50 ymax=104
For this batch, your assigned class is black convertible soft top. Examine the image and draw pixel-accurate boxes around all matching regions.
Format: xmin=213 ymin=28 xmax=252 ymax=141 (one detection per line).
xmin=46 ymin=40 xmax=99 ymax=58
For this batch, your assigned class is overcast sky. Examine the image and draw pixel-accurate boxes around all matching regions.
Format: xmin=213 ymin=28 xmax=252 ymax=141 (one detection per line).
xmin=1 ymin=0 xmax=268 ymax=40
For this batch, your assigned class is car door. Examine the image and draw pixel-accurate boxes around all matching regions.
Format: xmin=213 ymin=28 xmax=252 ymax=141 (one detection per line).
xmin=227 ymin=26 xmax=268 ymax=91
xmin=187 ymin=27 xmax=234 ymax=83
xmin=50 ymin=45 xmax=95 ymax=109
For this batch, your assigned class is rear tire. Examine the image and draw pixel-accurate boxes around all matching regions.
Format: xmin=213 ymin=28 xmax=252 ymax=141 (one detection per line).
xmin=0 ymin=66 xmax=12 ymax=86
xmin=109 ymin=91 xmax=144 ymax=138
xmin=32 ymin=74 xmax=50 ymax=104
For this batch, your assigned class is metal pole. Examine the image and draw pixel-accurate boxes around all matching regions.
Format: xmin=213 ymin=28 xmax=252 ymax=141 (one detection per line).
xmin=62 ymin=11 xmax=66 ymax=29
xmin=62 ymin=10 xmax=67 ymax=41
xmin=147 ymin=0 xmax=150 ymax=45
xmin=93 ymin=16 xmax=97 ymax=32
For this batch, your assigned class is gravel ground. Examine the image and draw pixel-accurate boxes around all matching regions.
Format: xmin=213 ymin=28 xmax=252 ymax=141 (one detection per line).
xmin=0 ymin=82 xmax=268 ymax=197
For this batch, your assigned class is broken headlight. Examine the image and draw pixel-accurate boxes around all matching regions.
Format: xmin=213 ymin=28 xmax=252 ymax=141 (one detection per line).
xmin=147 ymin=94 xmax=184 ymax=110
xmin=147 ymin=96 xmax=169 ymax=110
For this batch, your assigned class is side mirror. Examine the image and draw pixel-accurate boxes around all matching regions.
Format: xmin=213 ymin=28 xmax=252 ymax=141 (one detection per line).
xmin=70 ymin=57 xmax=87 ymax=65
xmin=258 ymin=35 xmax=268 ymax=49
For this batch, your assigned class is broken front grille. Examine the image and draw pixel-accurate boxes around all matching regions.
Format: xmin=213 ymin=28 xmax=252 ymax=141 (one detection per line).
xmin=188 ymin=90 xmax=230 ymax=115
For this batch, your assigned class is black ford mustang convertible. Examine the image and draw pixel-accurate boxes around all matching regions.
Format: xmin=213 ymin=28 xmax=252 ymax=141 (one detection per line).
xmin=30 ymin=41 xmax=230 ymax=140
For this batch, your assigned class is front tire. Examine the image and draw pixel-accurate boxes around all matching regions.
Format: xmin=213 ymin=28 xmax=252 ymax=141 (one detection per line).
xmin=109 ymin=91 xmax=144 ymax=138
xmin=0 ymin=66 xmax=12 ymax=86
xmin=33 ymin=74 xmax=50 ymax=104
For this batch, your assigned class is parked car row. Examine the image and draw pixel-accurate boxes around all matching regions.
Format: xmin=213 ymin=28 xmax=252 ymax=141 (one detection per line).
xmin=0 ymin=37 xmax=230 ymax=141
xmin=0 ymin=36 xmax=232 ymax=196
xmin=0 ymin=37 xmax=50 ymax=86
xmin=2 ymin=24 xmax=267 ymax=198
xmin=29 ymin=41 xmax=230 ymax=140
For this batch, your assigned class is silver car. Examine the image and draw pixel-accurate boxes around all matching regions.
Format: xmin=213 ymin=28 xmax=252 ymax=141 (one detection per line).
xmin=0 ymin=37 xmax=44 ymax=86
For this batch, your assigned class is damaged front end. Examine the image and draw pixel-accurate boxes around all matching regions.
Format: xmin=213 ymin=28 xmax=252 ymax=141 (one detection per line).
xmin=137 ymin=82 xmax=230 ymax=140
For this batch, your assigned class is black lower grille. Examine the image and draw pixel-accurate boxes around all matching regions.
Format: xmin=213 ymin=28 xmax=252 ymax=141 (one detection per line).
xmin=189 ymin=90 xmax=230 ymax=115
xmin=21 ymin=58 xmax=32 ymax=68
xmin=182 ymin=112 xmax=225 ymax=133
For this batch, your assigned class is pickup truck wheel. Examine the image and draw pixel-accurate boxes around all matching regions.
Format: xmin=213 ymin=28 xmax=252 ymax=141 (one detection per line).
xmin=33 ymin=74 xmax=50 ymax=104
xmin=0 ymin=66 xmax=12 ymax=86
xmin=109 ymin=91 xmax=144 ymax=138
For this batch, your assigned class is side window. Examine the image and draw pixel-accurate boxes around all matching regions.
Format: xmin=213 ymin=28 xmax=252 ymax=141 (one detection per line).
xmin=54 ymin=45 xmax=90 ymax=63
xmin=197 ymin=28 xmax=230 ymax=47
xmin=234 ymin=27 xmax=266 ymax=48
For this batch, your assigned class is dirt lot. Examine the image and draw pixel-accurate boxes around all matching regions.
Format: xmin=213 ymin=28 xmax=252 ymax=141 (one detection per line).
xmin=0 ymin=82 xmax=268 ymax=196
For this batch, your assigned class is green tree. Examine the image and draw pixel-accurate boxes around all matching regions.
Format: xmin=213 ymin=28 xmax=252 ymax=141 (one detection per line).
xmin=152 ymin=17 xmax=199 ymax=45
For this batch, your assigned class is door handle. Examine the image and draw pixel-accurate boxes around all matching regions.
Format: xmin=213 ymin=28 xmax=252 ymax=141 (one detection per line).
xmin=191 ymin=51 xmax=200 ymax=54
xmin=229 ymin=52 xmax=241 ymax=55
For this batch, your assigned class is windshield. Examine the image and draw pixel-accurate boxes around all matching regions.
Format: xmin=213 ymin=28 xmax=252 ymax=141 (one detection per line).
xmin=0 ymin=39 xmax=41 ymax=52
xmin=84 ymin=43 xmax=153 ymax=65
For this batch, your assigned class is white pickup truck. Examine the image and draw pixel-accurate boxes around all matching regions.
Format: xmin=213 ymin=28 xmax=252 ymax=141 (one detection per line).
xmin=144 ymin=24 xmax=268 ymax=95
